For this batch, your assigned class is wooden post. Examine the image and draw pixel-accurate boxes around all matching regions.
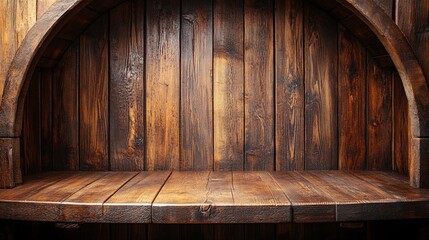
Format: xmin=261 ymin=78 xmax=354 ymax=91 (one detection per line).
xmin=0 ymin=138 xmax=21 ymax=188
xmin=410 ymin=138 xmax=429 ymax=188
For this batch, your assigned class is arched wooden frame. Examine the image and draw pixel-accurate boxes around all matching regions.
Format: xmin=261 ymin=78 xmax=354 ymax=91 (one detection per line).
xmin=0 ymin=0 xmax=428 ymax=187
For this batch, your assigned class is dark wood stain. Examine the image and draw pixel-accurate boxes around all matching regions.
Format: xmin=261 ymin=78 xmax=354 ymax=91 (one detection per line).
xmin=109 ymin=0 xmax=145 ymax=171
xmin=79 ymin=15 xmax=109 ymax=171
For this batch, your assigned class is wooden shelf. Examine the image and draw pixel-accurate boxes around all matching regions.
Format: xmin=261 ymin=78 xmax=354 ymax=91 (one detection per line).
xmin=0 ymin=171 xmax=428 ymax=224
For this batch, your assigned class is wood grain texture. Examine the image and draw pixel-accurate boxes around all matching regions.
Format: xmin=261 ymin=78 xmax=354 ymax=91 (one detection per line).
xmin=213 ymin=0 xmax=244 ymax=171
xmin=338 ymin=25 xmax=366 ymax=170
xmin=367 ymin=57 xmax=392 ymax=170
xmin=40 ymin=68 xmax=52 ymax=171
xmin=394 ymin=73 xmax=410 ymax=175
xmin=152 ymin=171 xmax=291 ymax=223
xmin=146 ymin=0 xmax=180 ymax=171
xmin=396 ymin=0 xmax=429 ymax=85
xmin=270 ymin=171 xmax=336 ymax=222
xmin=79 ymin=15 xmax=109 ymax=171
xmin=15 ymin=0 xmax=36 ymax=47
xmin=304 ymin=3 xmax=338 ymax=170
xmin=0 ymin=138 xmax=20 ymax=188
xmin=109 ymin=1 xmax=145 ymax=171
xmin=244 ymin=0 xmax=274 ymax=171
xmin=181 ymin=0 xmax=214 ymax=170
xmin=53 ymin=41 xmax=79 ymax=171
xmin=275 ymin=0 xmax=304 ymax=171
xmin=372 ymin=0 xmax=393 ymax=17
xmin=36 ymin=0 xmax=57 ymax=19
xmin=0 ymin=0 xmax=18 ymax=101
xmin=22 ymin=69 xmax=41 ymax=175
xmin=104 ymin=171 xmax=171 ymax=223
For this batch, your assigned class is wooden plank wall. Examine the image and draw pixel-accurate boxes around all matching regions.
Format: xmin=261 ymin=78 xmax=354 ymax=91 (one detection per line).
xmin=23 ymin=0 xmax=396 ymax=174
xmin=16 ymin=0 xmax=423 ymax=239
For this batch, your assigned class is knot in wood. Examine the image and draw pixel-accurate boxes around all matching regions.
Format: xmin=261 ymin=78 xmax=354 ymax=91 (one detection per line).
xmin=199 ymin=203 xmax=212 ymax=217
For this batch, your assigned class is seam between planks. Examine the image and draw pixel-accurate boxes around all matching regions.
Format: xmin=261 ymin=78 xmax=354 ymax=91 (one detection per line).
xmin=150 ymin=170 xmax=173 ymax=223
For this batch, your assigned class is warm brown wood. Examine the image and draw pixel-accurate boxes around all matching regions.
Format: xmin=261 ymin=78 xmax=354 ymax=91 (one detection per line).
xmin=53 ymin=41 xmax=79 ymax=171
xmin=270 ymin=171 xmax=336 ymax=222
xmin=22 ymin=69 xmax=41 ymax=175
xmin=2 ymin=170 xmax=429 ymax=223
xmin=79 ymin=14 xmax=109 ymax=171
xmin=275 ymin=0 xmax=304 ymax=171
xmin=36 ymin=0 xmax=57 ymax=19
xmin=180 ymin=0 xmax=214 ymax=170
xmin=244 ymin=0 xmax=274 ymax=171
xmin=0 ymin=138 xmax=20 ymax=188
xmin=338 ymin=25 xmax=366 ymax=170
xmin=109 ymin=1 xmax=145 ymax=171
xmin=213 ymin=0 xmax=244 ymax=171
xmin=394 ymin=73 xmax=410 ymax=175
xmin=40 ymin=68 xmax=52 ymax=171
xmin=61 ymin=172 xmax=137 ymax=222
xmin=146 ymin=0 xmax=180 ymax=171
xmin=410 ymin=138 xmax=429 ymax=188
xmin=152 ymin=171 xmax=291 ymax=223
xmin=372 ymin=0 xmax=393 ymax=17
xmin=304 ymin=2 xmax=338 ymax=170
xmin=104 ymin=171 xmax=171 ymax=223
xmin=367 ymin=57 xmax=392 ymax=170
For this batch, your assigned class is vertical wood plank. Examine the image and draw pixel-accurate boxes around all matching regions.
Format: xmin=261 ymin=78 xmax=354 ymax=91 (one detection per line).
xmin=79 ymin=15 xmax=109 ymax=171
xmin=53 ymin=41 xmax=79 ymax=171
xmin=244 ymin=0 xmax=274 ymax=171
xmin=110 ymin=224 xmax=147 ymax=240
xmin=22 ymin=69 xmax=41 ymax=175
xmin=110 ymin=0 xmax=145 ymax=171
xmin=181 ymin=0 xmax=214 ymax=170
xmin=0 ymin=1 xmax=17 ymax=100
xmin=40 ymin=68 xmax=52 ymax=171
xmin=338 ymin=26 xmax=366 ymax=170
xmin=394 ymin=73 xmax=409 ymax=175
xmin=304 ymin=3 xmax=338 ymax=170
xmin=36 ymin=0 xmax=56 ymax=19
xmin=213 ymin=0 xmax=244 ymax=171
xmin=146 ymin=0 xmax=180 ymax=171
xmin=16 ymin=0 xmax=36 ymax=46
xmin=367 ymin=57 xmax=392 ymax=170
xmin=275 ymin=0 xmax=304 ymax=171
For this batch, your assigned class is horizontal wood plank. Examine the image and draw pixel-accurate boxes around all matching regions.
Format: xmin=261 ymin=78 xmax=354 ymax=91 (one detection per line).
xmin=0 ymin=171 xmax=428 ymax=223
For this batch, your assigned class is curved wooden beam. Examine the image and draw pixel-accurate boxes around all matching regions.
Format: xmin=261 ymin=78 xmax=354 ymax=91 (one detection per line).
xmin=336 ymin=0 xmax=429 ymax=188
xmin=0 ymin=0 xmax=428 ymax=186
xmin=0 ymin=0 xmax=90 ymax=137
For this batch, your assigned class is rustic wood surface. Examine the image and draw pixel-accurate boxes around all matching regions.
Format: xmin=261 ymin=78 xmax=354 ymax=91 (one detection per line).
xmin=213 ymin=0 xmax=244 ymax=171
xmin=0 ymin=170 xmax=428 ymax=223
xmin=145 ymin=0 xmax=180 ymax=171
xmin=180 ymin=0 xmax=213 ymax=170
xmin=338 ymin=25 xmax=366 ymax=170
xmin=109 ymin=0 xmax=145 ymax=171
xmin=79 ymin=15 xmax=109 ymax=171
xmin=275 ymin=0 xmax=304 ymax=171
xmin=304 ymin=2 xmax=338 ymax=170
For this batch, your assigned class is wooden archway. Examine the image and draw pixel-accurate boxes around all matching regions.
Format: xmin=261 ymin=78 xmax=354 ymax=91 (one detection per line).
xmin=0 ymin=0 xmax=428 ymax=187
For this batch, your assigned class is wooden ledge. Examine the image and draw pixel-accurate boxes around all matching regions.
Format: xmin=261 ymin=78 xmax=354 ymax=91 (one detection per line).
xmin=0 ymin=171 xmax=428 ymax=224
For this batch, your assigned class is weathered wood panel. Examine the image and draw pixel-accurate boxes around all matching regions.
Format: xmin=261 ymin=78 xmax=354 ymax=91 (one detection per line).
xmin=244 ymin=0 xmax=274 ymax=171
xmin=40 ymin=68 xmax=52 ymax=171
xmin=22 ymin=69 xmax=41 ymax=175
xmin=367 ymin=57 xmax=392 ymax=170
xmin=181 ymin=0 xmax=213 ymax=170
xmin=213 ymin=0 xmax=244 ymax=171
xmin=79 ymin=15 xmax=109 ymax=171
xmin=304 ymin=2 xmax=338 ymax=170
xmin=394 ymin=73 xmax=410 ymax=175
xmin=53 ymin=42 xmax=79 ymax=171
xmin=338 ymin=25 xmax=366 ymax=170
xmin=275 ymin=0 xmax=304 ymax=171
xmin=146 ymin=0 xmax=180 ymax=170
xmin=109 ymin=1 xmax=145 ymax=171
